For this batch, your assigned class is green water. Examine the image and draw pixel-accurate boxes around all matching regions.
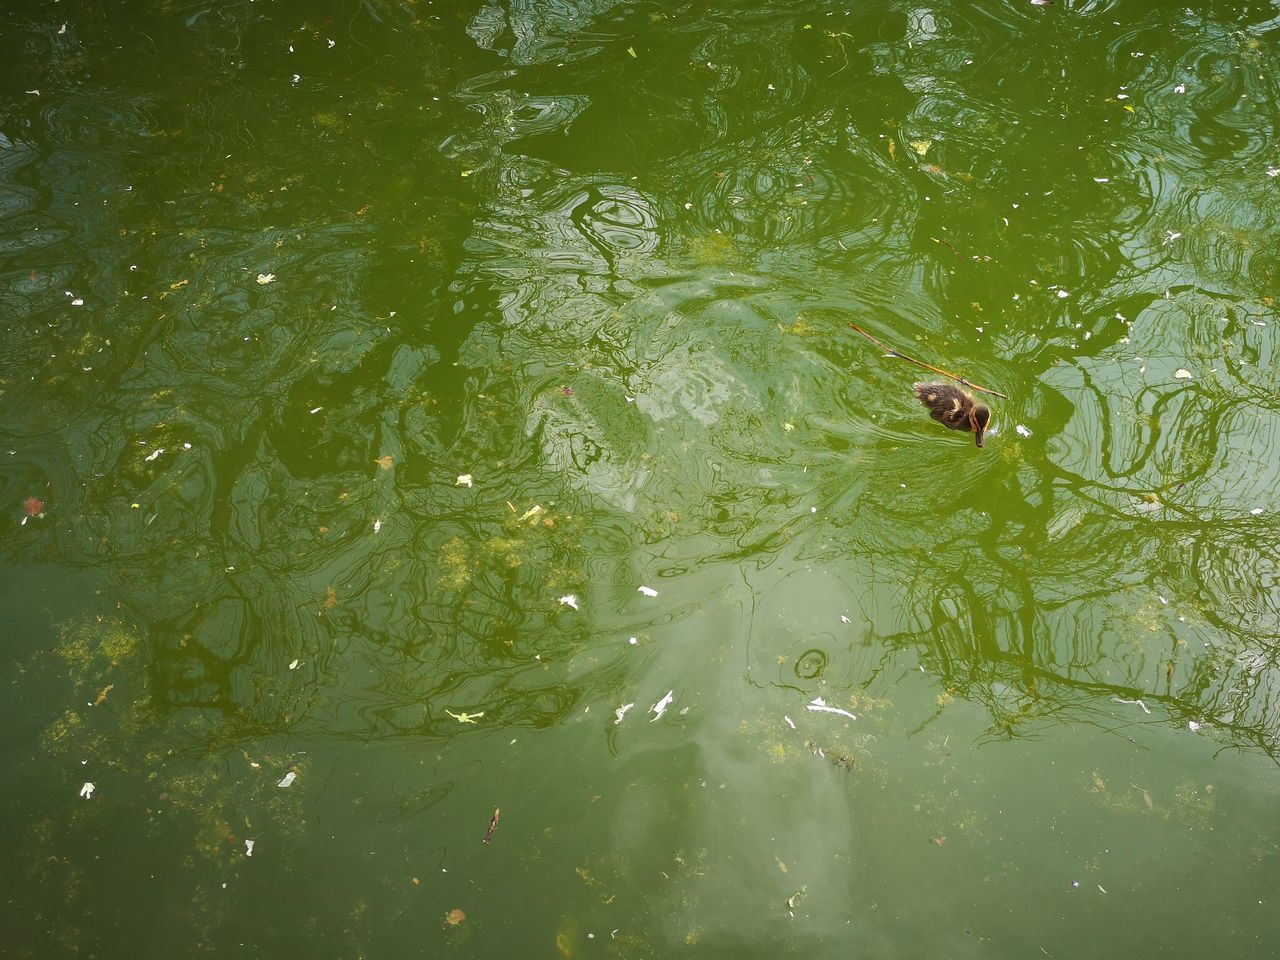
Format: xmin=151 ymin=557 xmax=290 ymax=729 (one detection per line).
xmin=3 ymin=0 xmax=1279 ymax=955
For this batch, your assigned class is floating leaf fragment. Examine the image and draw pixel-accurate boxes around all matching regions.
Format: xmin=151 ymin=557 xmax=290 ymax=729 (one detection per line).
xmin=445 ymin=909 xmax=466 ymax=926
xmin=627 ymin=46 xmax=637 ymax=58
xmin=650 ymin=690 xmax=674 ymax=721
xmin=23 ymin=497 xmax=44 ymax=517
xmin=289 ymin=659 xmax=300 ymax=670
xmin=909 ymin=139 xmax=931 ymax=156
xmin=93 ymin=684 xmax=114 ymax=706
xmin=375 ymin=455 xmax=394 ymax=470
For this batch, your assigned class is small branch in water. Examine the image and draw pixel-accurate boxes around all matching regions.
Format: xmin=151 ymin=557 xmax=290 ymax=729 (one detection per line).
xmin=846 ymin=322 xmax=1009 ymax=399
xmin=931 ymin=235 xmax=963 ymax=258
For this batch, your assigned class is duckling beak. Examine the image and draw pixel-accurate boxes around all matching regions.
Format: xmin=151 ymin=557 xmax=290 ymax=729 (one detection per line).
xmin=974 ymin=427 xmax=984 ymax=448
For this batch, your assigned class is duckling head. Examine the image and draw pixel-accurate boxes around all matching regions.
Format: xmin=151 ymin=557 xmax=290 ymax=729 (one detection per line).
xmin=970 ymin=403 xmax=991 ymax=447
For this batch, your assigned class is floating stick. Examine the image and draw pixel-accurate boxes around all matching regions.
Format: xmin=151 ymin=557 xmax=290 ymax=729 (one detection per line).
xmin=847 ymin=322 xmax=1008 ymax=399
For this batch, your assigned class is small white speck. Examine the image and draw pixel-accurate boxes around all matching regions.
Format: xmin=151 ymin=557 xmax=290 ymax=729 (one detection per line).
xmin=638 ymin=585 xmax=658 ymax=598
xmin=1016 ymin=424 xmax=1032 ymax=437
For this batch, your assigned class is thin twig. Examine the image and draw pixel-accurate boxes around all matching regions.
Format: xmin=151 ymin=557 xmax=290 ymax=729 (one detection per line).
xmin=847 ymin=322 xmax=1009 ymax=399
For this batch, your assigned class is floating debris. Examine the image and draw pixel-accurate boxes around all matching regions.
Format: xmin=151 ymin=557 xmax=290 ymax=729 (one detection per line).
xmin=446 ymin=709 xmax=483 ymax=724
xmin=456 ymin=473 xmax=473 ymax=487
xmin=277 ymin=771 xmax=297 ymax=788
xmin=244 ymin=839 xmax=255 ymax=857
xmin=288 ymin=659 xmax=300 ymax=670
xmin=1111 ymin=696 xmax=1151 ymax=714
xmin=558 ymin=594 xmax=579 ymax=611
xmin=482 ymin=807 xmax=500 ymax=844
xmin=1016 ymin=424 xmax=1032 ymax=437
xmin=445 ymin=908 xmax=466 ymax=926
xmin=1174 ymin=369 xmax=1192 ymax=380
xmin=637 ymin=585 xmax=659 ymax=598
xmin=650 ymin=690 xmax=674 ymax=721
xmin=784 ymin=716 xmax=796 ymax=730
xmin=806 ymin=697 xmax=856 ymax=721
xmin=256 ymin=273 xmax=276 ymax=285
xmin=79 ymin=782 xmax=95 ymax=799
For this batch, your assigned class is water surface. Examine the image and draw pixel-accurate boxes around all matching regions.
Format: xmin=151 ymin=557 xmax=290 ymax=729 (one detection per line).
xmin=2 ymin=0 xmax=1279 ymax=956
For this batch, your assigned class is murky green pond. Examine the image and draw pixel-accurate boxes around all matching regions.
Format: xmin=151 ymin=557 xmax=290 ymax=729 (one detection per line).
xmin=3 ymin=0 xmax=1279 ymax=955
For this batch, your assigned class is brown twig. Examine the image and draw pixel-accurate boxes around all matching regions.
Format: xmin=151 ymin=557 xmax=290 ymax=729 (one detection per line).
xmin=847 ymin=322 xmax=1009 ymax=399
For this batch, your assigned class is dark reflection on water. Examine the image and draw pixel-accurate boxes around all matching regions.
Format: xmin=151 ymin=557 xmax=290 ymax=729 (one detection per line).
xmin=3 ymin=0 xmax=1280 ymax=956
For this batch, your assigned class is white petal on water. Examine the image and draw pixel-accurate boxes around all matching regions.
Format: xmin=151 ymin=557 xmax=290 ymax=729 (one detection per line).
xmin=372 ymin=518 xmax=381 ymax=533
xmin=245 ymin=839 xmax=255 ymax=857
xmin=277 ymin=771 xmax=297 ymax=788
xmin=637 ymin=585 xmax=658 ymax=597
xmin=288 ymin=659 xmax=300 ymax=670
xmin=79 ymin=782 xmax=95 ymax=799
xmin=806 ymin=697 xmax=857 ymax=721
xmin=1174 ymin=369 xmax=1192 ymax=380
xmin=784 ymin=716 xmax=796 ymax=729
xmin=455 ymin=474 xmax=473 ymax=487
xmin=1016 ymin=424 xmax=1032 ymax=437
xmin=144 ymin=448 xmax=165 ymax=462
xmin=256 ymin=273 xmax=276 ymax=285
xmin=650 ymin=690 xmax=674 ymax=721
xmin=558 ymin=594 xmax=579 ymax=610
xmin=614 ymin=703 xmax=634 ymax=724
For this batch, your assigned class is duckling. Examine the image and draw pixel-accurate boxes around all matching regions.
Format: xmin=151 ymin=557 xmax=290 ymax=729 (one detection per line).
xmin=912 ymin=382 xmax=991 ymax=447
